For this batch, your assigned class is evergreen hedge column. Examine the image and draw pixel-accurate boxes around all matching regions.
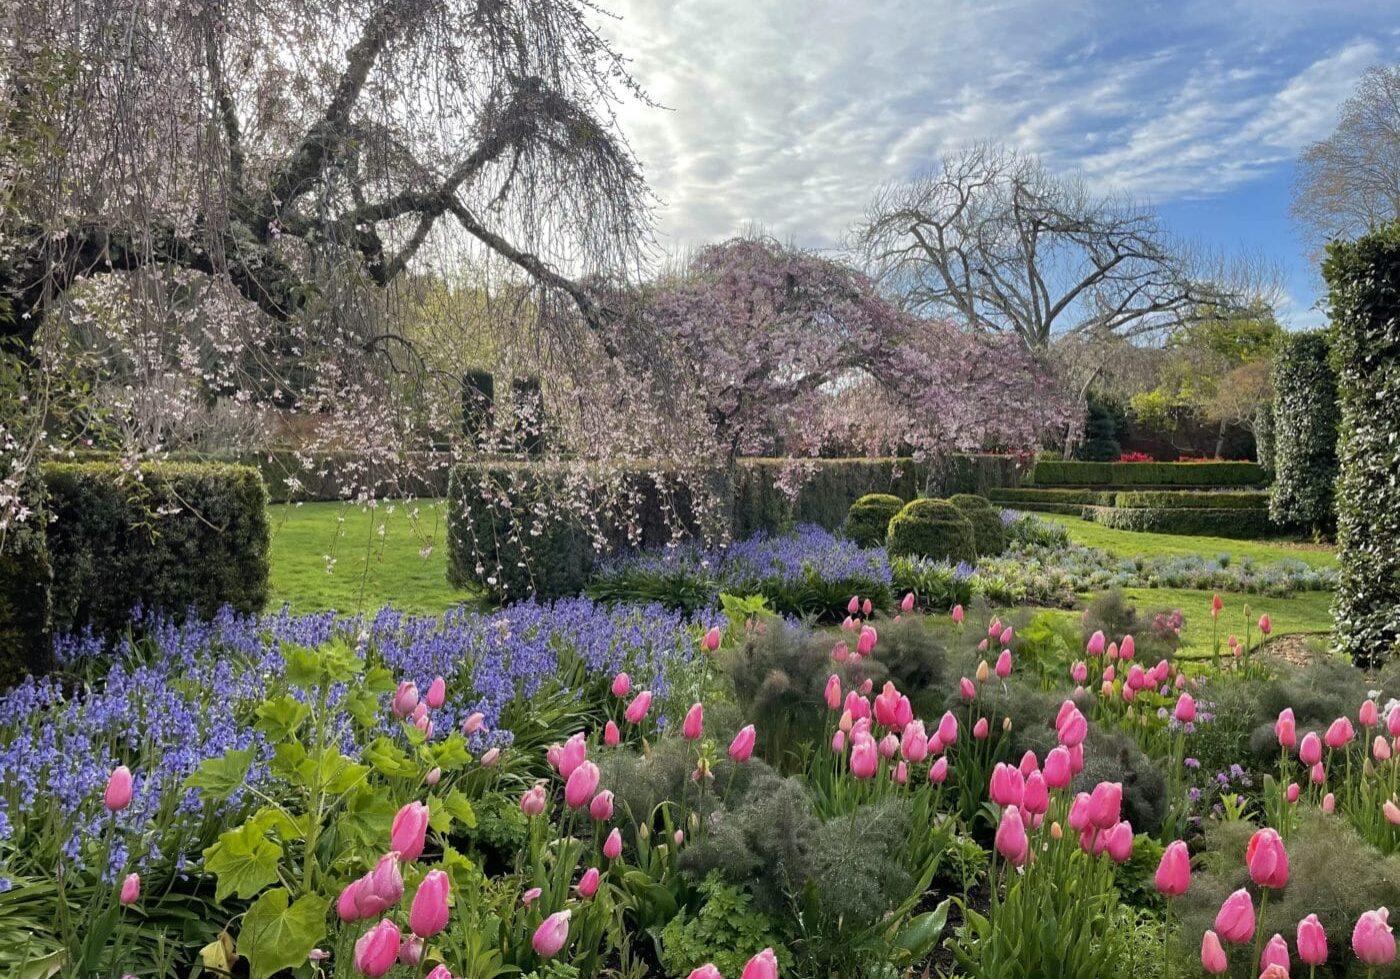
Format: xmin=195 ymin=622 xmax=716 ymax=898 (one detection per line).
xmin=1268 ymin=331 xmax=1339 ymax=534
xmin=1325 ymin=223 xmax=1400 ymax=667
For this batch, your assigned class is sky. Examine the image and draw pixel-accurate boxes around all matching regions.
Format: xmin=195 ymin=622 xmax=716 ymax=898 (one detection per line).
xmin=595 ymin=0 xmax=1400 ymax=328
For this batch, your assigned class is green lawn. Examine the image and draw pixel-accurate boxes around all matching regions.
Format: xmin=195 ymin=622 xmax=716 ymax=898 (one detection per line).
xmin=1041 ymin=514 xmax=1338 ymax=569
xmin=266 ymin=500 xmax=478 ymax=614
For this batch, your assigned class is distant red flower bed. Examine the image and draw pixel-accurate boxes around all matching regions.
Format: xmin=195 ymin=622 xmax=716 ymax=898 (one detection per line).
xmin=1117 ymin=452 xmax=1153 ymax=462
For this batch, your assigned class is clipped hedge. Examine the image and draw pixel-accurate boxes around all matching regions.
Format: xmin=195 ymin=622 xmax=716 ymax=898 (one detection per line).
xmin=0 ymin=467 xmax=54 ymax=687
xmin=990 ymin=488 xmax=1112 ymax=507
xmin=948 ymin=493 xmax=1007 ymax=556
xmin=1269 ymin=331 xmax=1339 ymax=532
xmin=886 ymin=498 xmax=977 ymax=564
xmin=43 ymin=461 xmax=270 ymax=637
xmin=1110 ymin=491 xmax=1268 ymax=510
xmin=1325 ymin=223 xmax=1400 ymax=667
xmin=1082 ymin=505 xmax=1272 ymax=540
xmin=1029 ymin=460 xmax=1267 ymax=487
xmin=845 ymin=493 xmax=904 ymax=548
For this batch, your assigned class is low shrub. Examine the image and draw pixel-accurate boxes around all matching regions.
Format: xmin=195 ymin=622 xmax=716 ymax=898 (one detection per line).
xmin=1029 ymin=460 xmax=1267 ymax=487
xmin=43 ymin=461 xmax=270 ymax=637
xmin=1110 ymin=490 xmax=1268 ymax=510
xmin=886 ymin=498 xmax=977 ymax=564
xmin=845 ymin=493 xmax=904 ymax=547
xmin=0 ymin=469 xmax=53 ymax=687
xmin=990 ymin=487 xmax=1112 ymax=506
xmin=1082 ymin=505 xmax=1273 ymax=540
xmin=948 ymin=493 xmax=1008 ymax=556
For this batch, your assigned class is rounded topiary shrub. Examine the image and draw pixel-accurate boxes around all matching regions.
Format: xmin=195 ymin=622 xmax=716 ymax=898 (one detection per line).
xmin=947 ymin=493 xmax=1007 ymax=556
xmin=846 ymin=493 xmax=904 ymax=548
xmin=885 ymin=498 xmax=977 ymax=564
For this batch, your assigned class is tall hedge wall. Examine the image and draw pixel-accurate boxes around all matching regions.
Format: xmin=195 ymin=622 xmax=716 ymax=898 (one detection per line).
xmin=43 ymin=461 xmax=271 ymax=637
xmin=1268 ymin=331 xmax=1339 ymax=532
xmin=1325 ymin=224 xmax=1400 ymax=667
xmin=1029 ymin=460 xmax=1267 ymax=487
xmin=0 ymin=467 xmax=54 ymax=687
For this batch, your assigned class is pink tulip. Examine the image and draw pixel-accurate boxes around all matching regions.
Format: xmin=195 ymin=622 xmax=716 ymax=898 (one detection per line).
xmin=847 ymin=595 xmax=860 ymax=614
xmin=1200 ymin=929 xmax=1228 ymax=974
xmin=400 ymin=937 xmax=424 ymax=966
xmin=929 ymin=756 xmax=948 ymax=783
xmin=1216 ymin=888 xmax=1256 ymax=944
xmin=337 ymin=879 xmax=365 ymax=922
xmin=863 ymin=598 xmax=873 ymax=616
xmin=1297 ymin=913 xmax=1328 ymax=966
xmin=832 ymin=641 xmax=849 ymax=663
xmin=1089 ymin=781 xmax=1123 ymax=829
xmin=521 ymin=785 xmax=547 ymax=817
xmin=683 ymin=703 xmax=704 ymax=741
xmin=1107 ymin=641 xmax=1119 ymax=661
xmin=688 ymin=966 xmax=723 ymax=979
xmin=355 ymin=920 xmax=403 ymax=977
xmin=995 ymin=805 xmax=1029 ymax=866
xmin=1275 ymin=708 xmax=1297 ymax=748
xmin=533 ymin=910 xmax=572 ymax=958
xmin=850 ymin=735 xmax=879 ymax=779
xmin=825 ymin=675 xmax=842 ymax=711
xmin=1300 ymin=731 xmax=1323 ymax=765
xmin=104 ymin=765 xmax=134 ymax=812
xmin=1155 ymin=840 xmax=1190 ymax=896
xmin=590 ymin=790 xmax=615 ymax=822
xmin=1323 ymin=791 xmax=1336 ymax=813
xmin=729 ymin=724 xmax=756 ymax=762
xmin=119 ymin=873 xmax=140 ymax=906
xmin=522 ymin=887 xmax=542 ymax=906
xmin=841 ymin=616 xmax=855 ymax=631
xmin=578 ymin=866 xmax=600 ymax=898
xmin=1286 ymin=782 xmax=1300 ymax=803
xmin=878 ymin=733 xmax=899 ymax=759
xmin=1354 ymin=908 xmax=1397 ymax=966
xmin=462 ymin=712 xmax=485 ymax=735
xmin=741 ymin=948 xmax=778 ymax=979
xmin=1119 ymin=634 xmax=1135 ymax=660
xmin=1057 ymin=704 xmax=1087 ymax=747
xmin=989 ymin=763 xmax=1026 ymax=808
xmin=893 ymin=760 xmax=909 ymax=784
xmin=1385 ymin=800 xmax=1400 ymax=825
xmin=392 ymin=681 xmax=419 ymax=719
xmin=901 ymin=721 xmax=929 ymax=763
xmin=409 ymin=870 xmax=450 ymax=938
xmin=831 ymin=729 xmax=846 ymax=754
xmin=392 ymin=802 xmax=430 ymax=862
xmin=1258 ymin=613 xmax=1272 ymax=635
xmin=1086 ymin=630 xmax=1106 ymax=656
xmin=603 ymin=828 xmax=623 ymax=859
xmin=1070 ymin=661 xmax=1088 ymax=684
xmin=1018 ymin=749 xmax=1039 ymax=778
xmin=565 ymin=761 xmax=601 ymax=809
xmin=1022 ymin=771 xmax=1049 ymax=816
xmin=1360 ymin=698 xmax=1381 ymax=727
xmin=1067 ymin=791 xmax=1091 ymax=832
xmin=1173 ymin=693 xmax=1196 ymax=724
xmin=1377 ymin=736 xmax=1393 ymax=762
xmin=937 ymin=711 xmax=958 ymax=745
xmin=426 ymin=966 xmax=453 ymax=979
xmin=951 ymin=604 xmax=965 ymax=624
xmin=994 ymin=649 xmax=1012 ymax=679
xmin=1388 ymin=705 xmax=1400 ymax=738
xmin=425 ymin=767 xmax=441 ymax=786
xmin=1067 ymin=742 xmax=1084 ymax=774
xmin=702 ymin=626 xmax=722 ymax=652
xmin=1212 ymin=593 xmax=1224 ymax=618
xmin=1043 ymin=746 xmax=1072 ymax=789
xmin=901 ymin=592 xmax=915 ymax=612
xmin=604 ymin=720 xmax=621 ymax=747
xmin=425 ymin=676 xmax=446 ymax=709
xmin=973 ymin=717 xmax=989 ymax=740
xmin=611 ymin=672 xmax=631 ymax=698
xmin=1312 ymin=761 xmax=1326 ymax=784
xmin=363 ymin=852 xmax=404 ymax=913
xmin=559 ymin=732 xmax=587 ymax=779
xmin=624 ymin=691 xmax=653 ymax=724
xmin=1246 ymin=828 xmax=1289 ymax=889
xmin=1259 ymin=932 xmax=1289 ymax=973
xmin=1326 ymin=716 xmax=1355 ymax=748
xmin=856 ymin=626 xmax=877 ymax=656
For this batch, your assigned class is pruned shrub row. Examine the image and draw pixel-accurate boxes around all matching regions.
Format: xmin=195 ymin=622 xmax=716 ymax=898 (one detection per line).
xmin=1082 ymin=505 xmax=1273 ymax=540
xmin=1029 ymin=460 xmax=1267 ymax=487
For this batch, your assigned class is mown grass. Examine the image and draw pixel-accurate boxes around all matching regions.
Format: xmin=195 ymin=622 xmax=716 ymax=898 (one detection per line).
xmin=1041 ymin=514 xmax=1337 ymax=569
xmin=266 ymin=500 xmax=480 ymax=615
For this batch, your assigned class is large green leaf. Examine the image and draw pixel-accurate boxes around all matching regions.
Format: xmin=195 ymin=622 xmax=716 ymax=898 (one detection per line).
xmin=203 ymin=823 xmax=284 ymax=903
xmin=183 ymin=747 xmax=256 ymax=801
xmin=255 ymin=695 xmax=310 ymax=741
xmin=238 ymin=888 xmax=329 ymax=979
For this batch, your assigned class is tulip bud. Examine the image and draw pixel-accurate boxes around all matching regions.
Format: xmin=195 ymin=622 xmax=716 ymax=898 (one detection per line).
xmin=354 ymin=919 xmax=403 ymax=977
xmin=603 ymin=827 xmax=623 ymax=859
xmin=119 ymin=873 xmax=140 ymax=906
xmin=409 ymin=870 xmax=450 ymax=938
xmin=532 ymin=910 xmax=572 ymax=958
xmin=578 ymin=866 xmax=600 ymax=898
xmin=104 ymin=765 xmax=134 ymax=812
xmin=391 ymin=802 xmax=430 ymax=862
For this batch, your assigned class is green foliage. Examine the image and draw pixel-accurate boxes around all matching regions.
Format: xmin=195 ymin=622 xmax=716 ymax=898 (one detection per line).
xmin=42 ymin=461 xmax=270 ymax=637
xmin=1030 ymin=460 xmax=1267 ymax=487
xmin=1109 ymin=490 xmax=1268 ymax=510
xmin=1325 ymin=222 xmax=1400 ymax=666
xmin=0 ymin=467 xmax=52 ymax=687
xmin=845 ymin=493 xmax=904 ymax=547
xmin=991 ymin=487 xmax=1113 ymax=507
xmin=1255 ymin=396 xmax=1275 ymax=475
xmin=462 ymin=368 xmax=495 ymax=443
xmin=1079 ymin=588 xmax=1182 ymax=663
xmin=658 ymin=874 xmax=791 ymax=979
xmin=1269 ymin=330 xmax=1339 ymax=533
xmin=1075 ymin=393 xmax=1126 ymax=461
xmin=948 ymin=494 xmax=1008 ymax=556
xmin=1082 ymin=505 xmax=1272 ymax=540
xmin=886 ymin=498 xmax=978 ymax=564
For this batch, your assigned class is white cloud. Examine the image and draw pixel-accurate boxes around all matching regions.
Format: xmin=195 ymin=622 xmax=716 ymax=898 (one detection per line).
xmin=593 ymin=0 xmax=1399 ymax=252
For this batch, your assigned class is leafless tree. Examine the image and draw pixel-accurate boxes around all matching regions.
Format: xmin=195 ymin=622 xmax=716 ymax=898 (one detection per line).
xmin=1292 ymin=64 xmax=1400 ymax=253
xmin=852 ymin=143 xmax=1272 ymax=350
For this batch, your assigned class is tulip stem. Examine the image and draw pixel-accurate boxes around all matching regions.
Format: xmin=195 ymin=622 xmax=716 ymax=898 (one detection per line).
xmin=1162 ymin=896 xmax=1172 ymax=979
xmin=1252 ymin=888 xmax=1270 ymax=977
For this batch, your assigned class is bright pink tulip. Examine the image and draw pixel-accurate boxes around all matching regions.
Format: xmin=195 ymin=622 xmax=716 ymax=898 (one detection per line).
xmin=559 ymin=732 xmax=587 ymax=778
xmin=1043 ymin=746 xmax=1072 ymax=789
xmin=462 ymin=711 xmax=485 ymax=735
xmin=533 ymin=910 xmax=572 ymax=958
xmin=1216 ymin=888 xmax=1256 ymax=944
xmin=1174 ymin=693 xmax=1196 ymax=723
xmin=1297 ymin=913 xmax=1328 ymax=966
xmin=425 ymin=676 xmax=446 ymax=709
xmin=1286 ymin=781 xmax=1300 ymax=803
xmin=337 ymin=879 xmax=365 ymax=921
xmin=1000 ymin=625 xmax=1014 ymax=645
xmin=1022 ymin=771 xmax=1049 ymax=815
xmin=366 ymin=852 xmax=404 ymax=911
xmin=1087 ymin=630 xmax=1106 ymax=656
xmin=392 ymin=682 xmax=419 ymax=719
xmin=973 ymin=717 xmax=989 ymax=740
xmin=1259 ymin=964 xmax=1287 ymax=979
xmin=1272 ymin=707 xmax=1296 ymax=748
xmin=1101 ymin=820 xmax=1133 ymax=862
xmin=565 ymin=761 xmax=601 ymax=808
xmin=1212 ymin=593 xmax=1224 ymax=617
xmin=624 ymin=691 xmax=653 ymax=724
xmin=1385 ymin=800 xmax=1400 ymax=825
xmin=994 ymin=649 xmax=1012 ymax=679
xmin=929 ymin=756 xmax=948 ymax=783
xmin=832 ymin=641 xmax=849 ymax=663
xmin=850 ymin=735 xmax=878 ymax=779
xmin=1258 ymin=613 xmax=1272 ymax=635
xmin=994 ymin=805 xmax=1029 ymax=866
xmin=1089 ymin=781 xmax=1123 ymax=829
xmin=409 ymin=870 xmax=450 ymax=938
xmin=1259 ymin=933 xmax=1289 ymax=973
xmin=937 ymin=711 xmax=958 ymax=745
xmin=893 ymin=760 xmax=909 ymax=784
xmin=1323 ymin=791 xmax=1336 ymax=813
xmin=1067 ymin=742 xmax=1084 ymax=774
xmin=1388 ymin=705 xmax=1400 ymax=737
xmin=1070 ymin=660 xmax=1088 ymax=684
xmin=1354 ymin=908 xmax=1397 ymax=965
xmin=729 ymin=724 xmax=756 ymax=762
xmin=1362 ymin=699 xmax=1381 ymax=727
xmin=104 ymin=765 xmax=134 ymax=812
xmin=1246 ymin=828 xmax=1289 ymax=888
xmin=687 ymin=966 xmax=722 ymax=979
xmin=1300 ymin=731 xmax=1323 ymax=765
xmin=863 ymin=598 xmax=873 ymax=616
xmin=702 ymin=626 xmax=722 ymax=651
xmin=1057 ymin=704 xmax=1087 ymax=747
xmin=951 ymin=604 xmax=965 ymax=624
xmin=603 ymin=828 xmax=622 ymax=859
xmin=520 ymin=785 xmax=547 ymax=817
xmin=578 ymin=866 xmax=600 ymax=898
xmin=1312 ymin=761 xmax=1326 ymax=784
xmin=522 ymin=887 xmax=542 ymax=906
xmin=604 ymin=720 xmax=620 ymax=747
xmin=1377 ymin=735 xmax=1393 ymax=762
xmin=1326 ymin=716 xmax=1355 ymax=748
xmin=425 ymin=767 xmax=441 ymax=786
xmin=119 ymin=873 xmax=140 ymax=906
xmin=611 ymin=672 xmax=631 ymax=698
xmin=1119 ymin=634 xmax=1135 ymax=660
xmin=825 ymin=675 xmax=842 ymax=710
xmin=831 ymin=729 xmax=846 ymax=754
xmin=901 ymin=592 xmax=915 ymax=612
xmin=1018 ymin=749 xmax=1039 ymax=778
xmin=590 ymin=790 xmax=615 ymax=822
xmin=426 ymin=966 xmax=453 ymax=979
xmin=399 ymin=937 xmax=424 ymax=966
xmin=741 ymin=948 xmax=778 ymax=979
xmin=989 ymin=763 xmax=1025 ymax=808
xmin=878 ymin=733 xmax=899 ymax=759
xmin=1200 ymin=929 xmax=1228 ymax=974
xmin=683 ymin=703 xmax=704 ymax=740
xmin=1155 ymin=840 xmax=1190 ymax=896
xmin=856 ymin=626 xmax=877 ymax=657
xmin=1067 ymin=791 xmax=1091 ymax=832
xmin=901 ymin=721 xmax=928 ymax=762
xmin=354 ymin=920 xmax=402 ymax=977
xmin=847 ymin=595 xmax=860 ymax=614
xmin=392 ymin=802 xmax=429 ymax=862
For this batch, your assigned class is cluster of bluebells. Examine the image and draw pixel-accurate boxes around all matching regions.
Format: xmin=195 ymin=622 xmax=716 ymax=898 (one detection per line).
xmin=0 ymin=599 xmax=716 ymax=881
